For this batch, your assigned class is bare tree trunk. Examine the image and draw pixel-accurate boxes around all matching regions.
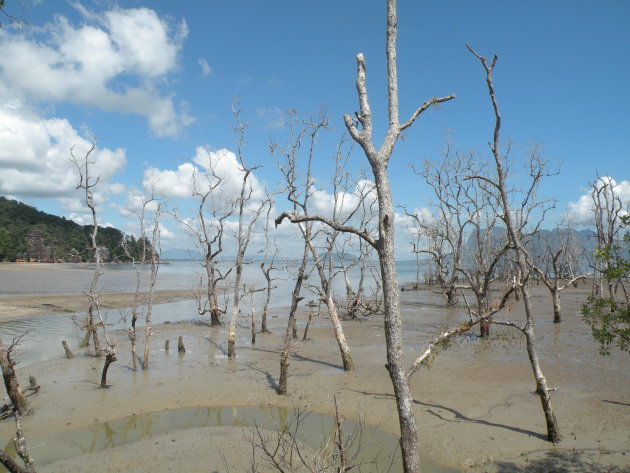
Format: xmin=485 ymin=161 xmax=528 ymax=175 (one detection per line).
xmin=0 ymin=340 xmax=28 ymax=416
xmin=275 ymin=1 xmax=455 ymax=468
xmin=261 ymin=278 xmax=272 ymax=333
xmin=227 ymin=103 xmax=267 ymax=359
xmin=227 ymin=264 xmax=242 ymax=359
xmin=0 ymin=451 xmax=33 ymax=473
xmin=62 ymin=340 xmax=74 ymax=358
xmin=523 ymin=300 xmax=561 ymax=441
xmin=250 ymin=293 xmax=257 ymax=345
xmin=307 ymin=241 xmax=355 ymax=371
xmin=468 ymin=44 xmax=561 ymax=443
xmin=100 ymin=352 xmax=117 ymax=388
xmin=303 ymin=312 xmax=315 ymax=341
xmin=278 ymin=345 xmax=290 ymax=396
xmin=324 ymin=295 xmax=355 ymax=371
xmin=0 ymin=411 xmax=36 ymax=473
xmin=373 ymin=163 xmax=421 ymax=473
xmin=207 ymin=265 xmax=221 ymax=326
xmin=551 ymin=288 xmax=561 ymax=323
xmin=142 ymin=204 xmax=161 ymax=371
xmin=446 ymin=286 xmax=457 ymax=306
xmin=278 ymin=244 xmax=309 ymax=395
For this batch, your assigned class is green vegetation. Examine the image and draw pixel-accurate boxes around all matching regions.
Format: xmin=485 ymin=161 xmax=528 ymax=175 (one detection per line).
xmin=0 ymin=196 xmax=147 ymax=262
xmin=581 ymin=215 xmax=630 ymax=355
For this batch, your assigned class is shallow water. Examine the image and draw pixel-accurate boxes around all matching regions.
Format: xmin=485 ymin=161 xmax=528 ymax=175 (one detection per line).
xmin=1 ymin=406 xmax=454 ymax=472
xmin=0 ymin=260 xmax=416 ymax=366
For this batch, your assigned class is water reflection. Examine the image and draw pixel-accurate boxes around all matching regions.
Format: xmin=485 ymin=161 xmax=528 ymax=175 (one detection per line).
xmin=1 ymin=406 xmax=435 ymax=472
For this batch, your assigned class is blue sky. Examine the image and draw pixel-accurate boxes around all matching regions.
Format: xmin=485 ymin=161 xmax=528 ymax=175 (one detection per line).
xmin=0 ymin=0 xmax=628 ymax=256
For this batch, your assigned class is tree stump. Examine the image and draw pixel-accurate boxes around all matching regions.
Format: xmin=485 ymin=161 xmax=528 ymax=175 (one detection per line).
xmin=62 ymin=341 xmax=74 ymax=359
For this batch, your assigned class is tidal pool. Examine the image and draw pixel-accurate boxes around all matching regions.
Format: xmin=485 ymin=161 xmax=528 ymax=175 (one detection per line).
xmin=2 ymin=406 xmax=456 ymax=472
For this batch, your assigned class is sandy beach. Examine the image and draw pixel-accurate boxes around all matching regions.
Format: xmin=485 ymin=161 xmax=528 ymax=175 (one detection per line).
xmin=0 ymin=263 xmax=628 ymax=472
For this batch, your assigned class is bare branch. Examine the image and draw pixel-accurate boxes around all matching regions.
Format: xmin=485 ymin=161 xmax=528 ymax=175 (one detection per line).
xmin=275 ymin=211 xmax=377 ymax=249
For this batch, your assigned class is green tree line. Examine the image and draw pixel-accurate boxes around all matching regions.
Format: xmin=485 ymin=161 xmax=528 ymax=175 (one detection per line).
xmin=0 ymin=196 xmax=148 ymax=262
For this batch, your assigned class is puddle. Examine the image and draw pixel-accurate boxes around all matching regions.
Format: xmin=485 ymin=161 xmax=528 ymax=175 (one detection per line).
xmin=1 ymin=406 xmax=456 ymax=472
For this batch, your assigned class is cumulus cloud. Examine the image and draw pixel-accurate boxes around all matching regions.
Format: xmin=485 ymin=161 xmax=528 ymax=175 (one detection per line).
xmin=309 ymin=179 xmax=378 ymax=223
xmin=0 ymin=106 xmax=126 ymax=205
xmin=144 ymin=147 xmax=266 ymax=204
xmin=0 ymin=6 xmax=190 ymax=136
xmin=567 ymin=176 xmax=630 ymax=226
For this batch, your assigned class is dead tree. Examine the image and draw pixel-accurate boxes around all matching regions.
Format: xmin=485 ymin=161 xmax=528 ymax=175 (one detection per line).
xmin=260 ymin=254 xmax=280 ymax=334
xmin=455 ymin=181 xmax=510 ymax=337
xmin=176 ymin=156 xmax=234 ymax=326
xmin=227 ymin=103 xmax=269 ymax=359
xmin=71 ymin=143 xmax=101 ymax=352
xmin=530 ymin=226 xmax=590 ymax=323
xmin=409 ymin=146 xmax=477 ymax=306
xmin=71 ymin=143 xmax=117 ymax=387
xmin=273 ymin=115 xmax=357 ymax=372
xmin=274 ymin=113 xmax=326 ymax=395
xmin=260 ymin=196 xmax=282 ymax=334
xmin=467 ymin=44 xmax=561 ymax=443
xmin=590 ymin=175 xmax=628 ymax=301
xmin=141 ymin=204 xmax=162 ymax=370
xmin=277 ymin=1 xmax=455 ymax=470
xmin=331 ymin=167 xmax=380 ymax=319
xmin=0 ymin=338 xmax=28 ymax=416
xmin=122 ymin=193 xmax=158 ymax=371
xmin=277 ymin=243 xmax=310 ymax=395
xmin=250 ymin=397 xmax=376 ymax=472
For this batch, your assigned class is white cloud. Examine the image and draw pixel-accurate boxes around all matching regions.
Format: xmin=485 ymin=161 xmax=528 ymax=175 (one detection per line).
xmin=310 ymin=179 xmax=378 ymax=223
xmin=0 ymin=106 xmax=126 ymax=205
xmin=0 ymin=6 xmax=190 ymax=136
xmin=198 ymin=58 xmax=212 ymax=77
xmin=144 ymin=147 xmax=266 ymax=204
xmin=109 ymin=183 xmax=126 ymax=195
xmin=67 ymin=212 xmax=92 ymax=226
xmin=567 ymin=176 xmax=630 ymax=226
xmin=143 ymin=162 xmax=196 ymax=199
xmin=158 ymin=224 xmax=176 ymax=240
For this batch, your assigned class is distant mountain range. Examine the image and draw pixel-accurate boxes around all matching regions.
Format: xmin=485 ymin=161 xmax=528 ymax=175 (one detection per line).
xmin=461 ymin=226 xmax=598 ymax=274
xmin=0 ymin=196 xmax=148 ymax=263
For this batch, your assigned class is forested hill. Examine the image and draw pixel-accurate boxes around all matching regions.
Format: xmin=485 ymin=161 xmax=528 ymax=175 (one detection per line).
xmin=0 ymin=196 xmax=147 ymax=263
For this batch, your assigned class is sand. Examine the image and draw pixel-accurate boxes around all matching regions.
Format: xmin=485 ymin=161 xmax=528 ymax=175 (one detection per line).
xmin=0 ymin=265 xmax=628 ymax=472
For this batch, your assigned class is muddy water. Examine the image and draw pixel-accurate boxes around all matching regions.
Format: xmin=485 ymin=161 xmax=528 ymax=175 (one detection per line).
xmin=0 ymin=260 xmax=392 ymax=366
xmin=2 ymin=406 xmax=456 ymax=473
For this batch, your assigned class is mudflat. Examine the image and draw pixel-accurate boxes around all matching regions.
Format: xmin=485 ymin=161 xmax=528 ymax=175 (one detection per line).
xmin=0 ymin=290 xmax=196 ymax=320
xmin=0 ymin=262 xmax=197 ymax=320
xmin=0 ymin=264 xmax=628 ymax=472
